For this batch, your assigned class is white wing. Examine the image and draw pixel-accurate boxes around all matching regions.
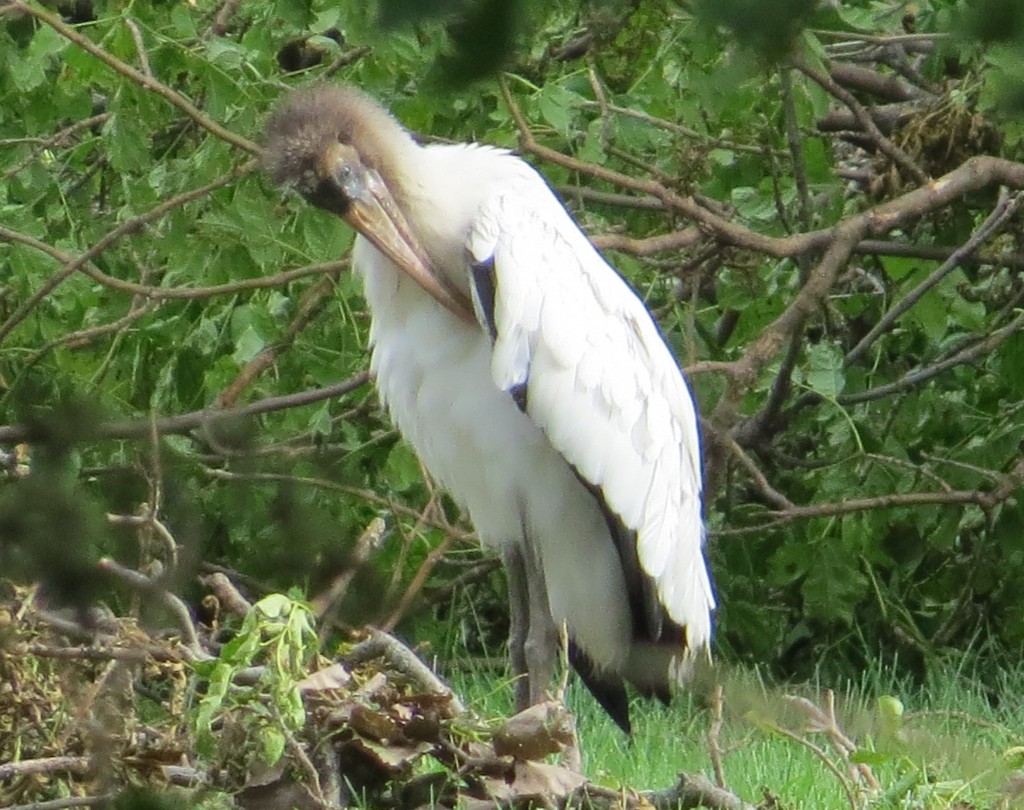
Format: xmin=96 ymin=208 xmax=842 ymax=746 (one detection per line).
xmin=466 ymin=165 xmax=715 ymax=654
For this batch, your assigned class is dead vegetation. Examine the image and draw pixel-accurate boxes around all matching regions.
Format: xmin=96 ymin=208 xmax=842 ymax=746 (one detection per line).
xmin=0 ymin=577 xmax=760 ymax=810
xmin=3 ymin=527 xmax=1024 ymax=810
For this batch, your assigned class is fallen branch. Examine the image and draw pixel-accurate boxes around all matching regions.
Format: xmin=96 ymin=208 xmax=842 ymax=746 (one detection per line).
xmin=0 ymin=757 xmax=91 ymax=782
xmin=97 ymin=557 xmax=207 ymax=660
xmin=343 ymin=629 xmax=466 ymax=714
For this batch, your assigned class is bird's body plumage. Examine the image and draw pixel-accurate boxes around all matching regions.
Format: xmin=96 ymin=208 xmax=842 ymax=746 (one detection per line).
xmin=264 ymin=86 xmax=714 ymax=731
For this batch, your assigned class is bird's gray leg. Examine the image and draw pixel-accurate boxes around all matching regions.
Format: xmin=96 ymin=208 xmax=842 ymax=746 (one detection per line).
xmin=520 ymin=544 xmax=559 ymax=708
xmin=502 ymin=541 xmax=558 ymax=709
xmin=501 ymin=542 xmax=531 ymax=712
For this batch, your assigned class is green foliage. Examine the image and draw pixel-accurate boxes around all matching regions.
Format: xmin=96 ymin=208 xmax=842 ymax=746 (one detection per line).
xmin=193 ymin=594 xmax=318 ymax=768
xmin=2 ymin=0 xmax=1023 ymax=703
xmin=694 ymin=0 xmax=817 ymax=63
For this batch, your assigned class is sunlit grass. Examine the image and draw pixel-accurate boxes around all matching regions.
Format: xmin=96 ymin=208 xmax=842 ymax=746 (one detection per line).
xmin=445 ymin=652 xmax=1024 ymax=809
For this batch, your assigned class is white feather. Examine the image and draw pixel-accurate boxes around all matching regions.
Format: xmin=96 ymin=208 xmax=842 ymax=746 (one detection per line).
xmin=357 ymin=140 xmax=714 ymax=685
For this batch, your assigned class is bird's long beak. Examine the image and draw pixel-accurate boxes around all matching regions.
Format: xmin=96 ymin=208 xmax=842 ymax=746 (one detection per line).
xmin=322 ymin=146 xmax=475 ymax=324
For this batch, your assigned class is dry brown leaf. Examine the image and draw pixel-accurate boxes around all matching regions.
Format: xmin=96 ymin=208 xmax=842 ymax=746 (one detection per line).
xmin=475 ymin=760 xmax=587 ymax=803
xmin=349 ymin=703 xmax=401 ymax=741
xmin=346 ymin=735 xmax=433 ymax=771
xmin=296 ymin=662 xmax=351 ymax=693
xmin=492 ymin=700 xmax=576 ymax=761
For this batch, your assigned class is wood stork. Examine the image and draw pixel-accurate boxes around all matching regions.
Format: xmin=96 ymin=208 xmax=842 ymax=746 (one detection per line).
xmin=263 ymin=84 xmax=714 ymax=733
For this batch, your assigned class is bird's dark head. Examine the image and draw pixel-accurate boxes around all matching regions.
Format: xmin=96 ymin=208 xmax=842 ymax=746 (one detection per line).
xmin=263 ymin=84 xmax=409 ymax=216
xmin=262 ymin=85 xmax=475 ymax=323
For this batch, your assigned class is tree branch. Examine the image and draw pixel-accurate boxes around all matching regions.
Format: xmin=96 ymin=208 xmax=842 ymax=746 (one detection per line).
xmin=846 ymin=188 xmax=1024 ymax=365
xmin=8 ymin=2 xmax=260 ymax=156
xmin=0 ymin=160 xmax=257 ymax=344
xmin=0 ymin=372 xmax=371 ymax=445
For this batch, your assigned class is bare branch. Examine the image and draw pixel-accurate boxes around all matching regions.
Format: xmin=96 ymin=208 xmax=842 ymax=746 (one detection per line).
xmin=216 ymin=271 xmax=343 ymax=408
xmin=846 ymin=189 xmax=1024 ymax=365
xmin=1 ymin=794 xmax=115 ymax=810
xmin=0 ymin=372 xmax=371 ymax=445
xmin=199 ymin=571 xmax=255 ymax=617
xmin=312 ymin=517 xmax=386 ymax=626
xmin=0 ymin=757 xmax=91 ymax=781
xmin=841 ymin=310 xmax=1024 ymax=404
xmin=707 ymin=684 xmax=727 ymax=789
xmin=8 ymin=2 xmax=259 ymax=155
xmin=0 ymin=225 xmax=350 ymax=302
xmin=204 ymin=465 xmax=477 ymax=543
xmin=97 ymin=557 xmax=208 ymax=660
xmin=723 ymin=434 xmax=796 ymax=510
xmin=758 ymin=720 xmax=859 ymax=810
xmin=829 ymin=62 xmax=931 ymax=103
xmin=343 ymin=629 xmax=466 ymax=714
xmin=0 ymin=161 xmax=257 ymax=344
xmin=795 ymin=58 xmax=928 ymax=184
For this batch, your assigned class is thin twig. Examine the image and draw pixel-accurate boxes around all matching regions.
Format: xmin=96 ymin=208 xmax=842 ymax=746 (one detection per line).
xmin=204 ymin=466 xmax=476 ymax=543
xmin=763 ymin=721 xmax=859 ymax=810
xmin=846 ymin=189 xmax=1024 ymax=365
xmin=713 ymin=456 xmax=1024 ymax=534
xmin=0 ymin=225 xmax=350 ymax=302
xmin=780 ymin=68 xmax=813 ymax=233
xmin=841 ymin=310 xmax=1024 ymax=404
xmin=382 ymin=534 xmax=456 ymax=631
xmin=216 ymin=271 xmax=343 ymax=408
xmin=0 ymin=371 xmax=371 ymax=445
xmin=707 ymin=684 xmax=727 ymax=789
xmin=723 ymin=435 xmax=795 ymax=510
xmin=1 ymin=113 xmax=111 ymax=180
xmin=0 ymin=161 xmax=257 ymax=344
xmin=96 ymin=557 xmax=208 ymax=660
xmin=313 ymin=517 xmax=387 ymax=629
xmin=9 ymin=2 xmax=259 ymax=155
xmin=123 ymin=19 xmax=152 ymax=78
xmin=1 ymin=795 xmax=115 ymax=810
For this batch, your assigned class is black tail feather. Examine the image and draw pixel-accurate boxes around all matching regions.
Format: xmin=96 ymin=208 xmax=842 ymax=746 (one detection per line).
xmin=568 ymin=639 xmax=631 ymax=734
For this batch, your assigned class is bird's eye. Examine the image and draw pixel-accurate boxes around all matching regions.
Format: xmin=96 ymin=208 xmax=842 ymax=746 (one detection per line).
xmin=332 ymin=161 xmax=367 ymax=201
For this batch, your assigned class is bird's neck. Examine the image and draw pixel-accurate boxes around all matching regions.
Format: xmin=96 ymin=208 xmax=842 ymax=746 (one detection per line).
xmin=390 ymin=143 xmax=514 ymax=296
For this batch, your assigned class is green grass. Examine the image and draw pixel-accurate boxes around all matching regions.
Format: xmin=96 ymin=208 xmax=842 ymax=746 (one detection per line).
xmin=446 ymin=654 xmax=1024 ymax=809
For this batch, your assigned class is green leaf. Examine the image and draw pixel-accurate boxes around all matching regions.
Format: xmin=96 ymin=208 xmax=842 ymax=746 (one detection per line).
xmin=384 ymin=441 xmax=423 ymax=493
xmin=301 ymin=210 xmax=351 ymax=259
xmin=103 ymin=113 xmax=151 ymax=173
xmin=232 ymin=325 xmax=266 ymax=364
xmin=907 ymin=290 xmax=947 ymax=343
xmin=204 ymin=39 xmax=247 ymax=70
xmin=801 ymin=341 xmax=845 ymax=398
xmin=255 ymin=593 xmax=292 ymax=621
xmin=998 ymin=332 xmax=1024 ymax=396
xmin=7 ymin=50 xmax=47 ymax=92
xmin=800 ymin=541 xmax=867 ymax=625
xmin=709 ymin=148 xmax=736 ymax=166
xmin=260 ymin=727 xmax=287 ymax=764
xmin=219 ymin=626 xmax=260 ymax=666
xmin=537 ymin=84 xmax=578 ymax=136
xmin=882 ymin=257 xmax=919 ymax=280
xmin=835 ymin=5 xmax=877 ymax=31
xmin=849 ymin=748 xmax=895 ymax=767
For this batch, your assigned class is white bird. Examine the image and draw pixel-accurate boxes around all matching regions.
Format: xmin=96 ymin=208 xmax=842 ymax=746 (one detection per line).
xmin=263 ymin=84 xmax=715 ymax=732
